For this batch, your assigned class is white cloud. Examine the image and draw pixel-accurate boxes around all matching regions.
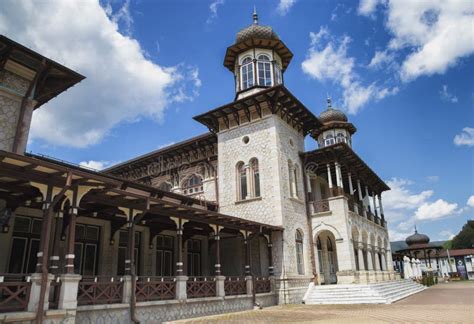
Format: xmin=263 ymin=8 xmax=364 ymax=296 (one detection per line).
xmin=426 ymin=175 xmax=439 ymax=182
xmin=207 ymin=0 xmax=225 ymax=24
xmin=439 ymin=85 xmax=458 ymax=103
xmin=79 ymin=160 xmax=110 ymax=170
xmin=277 ymin=0 xmax=296 ymax=16
xmin=439 ymin=230 xmax=455 ymax=240
xmin=382 ymin=0 xmax=474 ymax=82
xmin=383 ymin=178 xmax=433 ymax=210
xmin=467 ymin=195 xmax=474 ymax=208
xmin=388 ymin=229 xmax=411 ymax=241
xmin=357 ymin=0 xmax=382 ymax=17
xmin=302 ymin=27 xmax=398 ymax=114
xmin=414 ymin=199 xmax=458 ymax=221
xmin=454 ymin=127 xmax=474 ymax=147
xmin=0 ymin=0 xmax=200 ymax=148
xmin=368 ymin=50 xmax=395 ymax=69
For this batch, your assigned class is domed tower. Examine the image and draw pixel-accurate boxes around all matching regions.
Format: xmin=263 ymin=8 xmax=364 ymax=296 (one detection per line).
xmin=223 ymin=9 xmax=293 ymax=100
xmin=311 ymin=98 xmax=357 ymax=148
xmin=405 ymin=228 xmax=430 ymax=246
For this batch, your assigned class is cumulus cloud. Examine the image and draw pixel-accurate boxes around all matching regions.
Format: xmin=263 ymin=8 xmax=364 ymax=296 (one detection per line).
xmin=439 ymin=230 xmax=455 ymax=240
xmin=414 ymin=199 xmax=458 ymax=221
xmin=368 ymin=50 xmax=395 ymax=70
xmin=357 ymin=0 xmax=383 ymax=17
xmin=360 ymin=0 xmax=474 ymax=82
xmin=454 ymin=127 xmax=474 ymax=147
xmin=383 ymin=178 xmax=433 ymax=210
xmin=0 ymin=0 xmax=200 ymax=148
xmin=439 ymin=85 xmax=458 ymax=103
xmin=79 ymin=160 xmax=111 ymax=170
xmin=277 ymin=0 xmax=296 ymax=16
xmin=302 ymin=27 xmax=398 ymax=114
xmin=206 ymin=0 xmax=225 ymax=24
xmin=467 ymin=195 xmax=474 ymax=208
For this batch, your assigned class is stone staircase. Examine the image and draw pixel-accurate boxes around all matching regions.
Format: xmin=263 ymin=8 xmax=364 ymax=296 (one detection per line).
xmin=303 ymin=279 xmax=426 ymax=305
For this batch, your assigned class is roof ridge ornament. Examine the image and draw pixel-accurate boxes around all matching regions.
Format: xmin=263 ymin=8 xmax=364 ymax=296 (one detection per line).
xmin=327 ymin=95 xmax=333 ymax=110
xmin=253 ymin=6 xmax=258 ymax=25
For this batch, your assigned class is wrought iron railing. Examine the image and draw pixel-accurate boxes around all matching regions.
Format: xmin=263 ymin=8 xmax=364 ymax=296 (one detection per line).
xmin=135 ymin=277 xmax=176 ymax=302
xmin=254 ymin=277 xmax=271 ymax=294
xmin=0 ymin=273 xmax=31 ymax=313
xmin=312 ymin=199 xmax=330 ymax=213
xmin=186 ymin=276 xmax=216 ymax=299
xmin=224 ymin=276 xmax=247 ymax=296
xmin=77 ymin=276 xmax=123 ymax=306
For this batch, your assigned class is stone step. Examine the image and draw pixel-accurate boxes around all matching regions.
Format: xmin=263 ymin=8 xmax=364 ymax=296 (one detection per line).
xmin=303 ymin=280 xmax=426 ymax=305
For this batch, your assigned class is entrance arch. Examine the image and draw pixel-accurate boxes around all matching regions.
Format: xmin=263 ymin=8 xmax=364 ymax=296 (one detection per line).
xmin=314 ymin=230 xmax=339 ymax=284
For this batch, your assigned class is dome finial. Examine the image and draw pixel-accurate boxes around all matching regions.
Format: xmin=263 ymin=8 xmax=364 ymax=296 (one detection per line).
xmin=414 ymin=224 xmax=418 ymax=234
xmin=327 ymin=94 xmax=332 ymax=109
xmin=253 ymin=6 xmax=259 ymax=25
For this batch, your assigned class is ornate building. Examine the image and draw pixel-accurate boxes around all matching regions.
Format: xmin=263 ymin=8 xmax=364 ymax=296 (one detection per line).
xmin=0 ymin=12 xmax=415 ymax=324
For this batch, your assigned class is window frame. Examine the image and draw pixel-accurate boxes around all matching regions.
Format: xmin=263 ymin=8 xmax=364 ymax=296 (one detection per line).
xmin=236 ymin=161 xmax=248 ymax=201
xmin=295 ymin=230 xmax=305 ymax=275
xmin=257 ymin=54 xmax=272 ymax=87
xmin=240 ymin=56 xmax=254 ymax=90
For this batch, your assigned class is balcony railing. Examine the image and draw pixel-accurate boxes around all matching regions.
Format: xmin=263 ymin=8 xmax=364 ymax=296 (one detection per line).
xmin=312 ymin=199 xmax=330 ymax=213
xmin=0 ymin=273 xmax=31 ymax=313
xmin=77 ymin=276 xmax=123 ymax=306
xmin=254 ymin=277 xmax=271 ymax=294
xmin=186 ymin=276 xmax=216 ymax=299
xmin=135 ymin=277 xmax=176 ymax=302
xmin=224 ymin=277 xmax=247 ymax=296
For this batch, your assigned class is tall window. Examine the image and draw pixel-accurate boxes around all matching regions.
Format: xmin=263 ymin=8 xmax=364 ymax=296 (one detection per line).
xmin=288 ymin=161 xmax=299 ymax=199
xmin=317 ymin=237 xmax=323 ymax=273
xmin=237 ymin=162 xmax=247 ymax=200
xmin=274 ymin=64 xmax=282 ymax=85
xmin=75 ymin=224 xmax=101 ymax=276
xmin=187 ymin=239 xmax=201 ymax=276
xmin=296 ymin=230 xmax=305 ymax=275
xmin=117 ymin=230 xmax=140 ymax=276
xmin=156 ymin=235 xmax=174 ymax=276
xmin=336 ymin=132 xmax=346 ymax=143
xmin=241 ymin=57 xmax=254 ymax=90
xmin=250 ymin=158 xmax=260 ymax=197
xmin=327 ymin=238 xmax=336 ymax=275
xmin=257 ymin=54 xmax=272 ymax=86
xmin=183 ymin=174 xmax=203 ymax=195
xmin=8 ymin=216 xmax=42 ymax=274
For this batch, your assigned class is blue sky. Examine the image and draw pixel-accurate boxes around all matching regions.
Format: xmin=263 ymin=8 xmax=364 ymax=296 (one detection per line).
xmin=0 ymin=0 xmax=472 ymax=242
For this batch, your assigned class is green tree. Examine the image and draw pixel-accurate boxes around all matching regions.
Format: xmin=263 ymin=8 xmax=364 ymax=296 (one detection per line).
xmin=451 ymin=220 xmax=474 ymax=249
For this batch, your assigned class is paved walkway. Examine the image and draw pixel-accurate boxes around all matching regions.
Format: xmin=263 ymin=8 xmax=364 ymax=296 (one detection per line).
xmin=172 ymin=282 xmax=474 ymax=323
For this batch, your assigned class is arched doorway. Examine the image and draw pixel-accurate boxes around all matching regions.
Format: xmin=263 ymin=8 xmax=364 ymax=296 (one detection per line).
xmin=315 ymin=230 xmax=338 ymax=284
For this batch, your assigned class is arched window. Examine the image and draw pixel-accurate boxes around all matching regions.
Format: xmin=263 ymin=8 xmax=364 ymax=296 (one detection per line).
xmin=274 ymin=63 xmax=282 ymax=85
xmin=295 ymin=230 xmax=304 ymax=275
xmin=250 ymin=158 xmax=260 ymax=197
xmin=182 ymin=175 xmax=203 ymax=195
xmin=336 ymin=132 xmax=346 ymax=143
xmin=324 ymin=134 xmax=335 ymax=147
xmin=257 ymin=54 xmax=272 ymax=86
xmin=236 ymin=162 xmax=247 ymax=200
xmin=240 ymin=57 xmax=254 ymax=90
xmin=158 ymin=182 xmax=172 ymax=192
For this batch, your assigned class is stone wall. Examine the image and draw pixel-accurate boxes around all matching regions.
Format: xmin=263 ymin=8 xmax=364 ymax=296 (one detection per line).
xmin=75 ymin=293 xmax=277 ymax=324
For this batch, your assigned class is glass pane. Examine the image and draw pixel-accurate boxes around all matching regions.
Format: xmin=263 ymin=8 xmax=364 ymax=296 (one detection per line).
xmin=254 ymin=173 xmax=260 ymax=197
xmin=83 ymin=244 xmax=97 ymax=276
xmin=156 ymin=250 xmax=163 ymax=276
xmin=8 ymin=238 xmax=27 ymax=273
xmin=74 ymin=243 xmax=83 ymax=274
xmin=75 ymin=225 xmax=85 ymax=240
xmin=119 ymin=231 xmax=128 ymax=245
xmin=31 ymin=219 xmax=42 ymax=234
xmin=13 ymin=217 xmax=30 ymax=233
xmin=86 ymin=226 xmax=99 ymax=241
xmin=164 ymin=250 xmax=173 ymax=276
xmin=117 ymin=247 xmax=126 ymax=276
xmin=26 ymin=239 xmax=40 ymax=274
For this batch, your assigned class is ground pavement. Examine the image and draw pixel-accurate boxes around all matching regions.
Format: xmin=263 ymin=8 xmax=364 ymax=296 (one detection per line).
xmin=171 ymin=281 xmax=474 ymax=323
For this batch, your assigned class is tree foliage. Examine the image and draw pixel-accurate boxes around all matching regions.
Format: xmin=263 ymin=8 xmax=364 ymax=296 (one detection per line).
xmin=451 ymin=220 xmax=474 ymax=249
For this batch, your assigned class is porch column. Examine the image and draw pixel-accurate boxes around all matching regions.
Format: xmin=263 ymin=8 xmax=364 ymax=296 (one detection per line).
xmin=335 ymin=162 xmax=343 ymax=189
xmin=374 ymin=248 xmax=380 ymax=270
xmin=214 ymin=226 xmax=221 ymax=275
xmin=176 ymin=218 xmax=184 ymax=275
xmin=65 ymin=205 xmax=78 ymax=274
xmin=372 ymin=193 xmax=378 ymax=217
xmin=49 ymin=211 xmax=63 ymax=274
xmin=244 ymin=231 xmax=251 ymax=276
xmin=326 ymin=164 xmax=333 ymax=190
xmin=357 ymin=180 xmax=366 ymax=217
xmin=357 ymin=244 xmax=365 ymax=270
xmin=348 ymin=173 xmax=354 ymax=195
xmin=364 ymin=186 xmax=371 ymax=214
xmin=366 ymin=247 xmax=374 ymax=271
xmin=378 ymin=194 xmax=385 ymax=222
xmin=381 ymin=251 xmax=387 ymax=271
xmin=36 ymin=186 xmax=53 ymax=273
xmin=267 ymin=234 xmax=274 ymax=276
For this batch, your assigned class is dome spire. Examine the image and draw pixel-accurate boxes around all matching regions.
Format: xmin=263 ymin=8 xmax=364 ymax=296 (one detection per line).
xmin=253 ymin=6 xmax=259 ymax=25
xmin=326 ymin=94 xmax=333 ymax=110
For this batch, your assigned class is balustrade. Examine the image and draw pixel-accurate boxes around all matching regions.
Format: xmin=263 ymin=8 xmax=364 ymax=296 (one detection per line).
xmin=224 ymin=277 xmax=247 ymax=296
xmin=0 ymin=274 xmax=31 ymax=313
xmin=135 ymin=277 xmax=176 ymax=301
xmin=186 ymin=276 xmax=216 ymax=299
xmin=312 ymin=199 xmax=330 ymax=213
xmin=254 ymin=277 xmax=271 ymax=294
xmin=77 ymin=276 xmax=123 ymax=306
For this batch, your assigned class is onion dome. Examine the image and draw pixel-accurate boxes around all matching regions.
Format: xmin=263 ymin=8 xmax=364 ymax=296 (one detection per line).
xmin=319 ymin=98 xmax=348 ymax=123
xmin=223 ymin=9 xmax=293 ymax=72
xmin=405 ymin=228 xmax=430 ymax=246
